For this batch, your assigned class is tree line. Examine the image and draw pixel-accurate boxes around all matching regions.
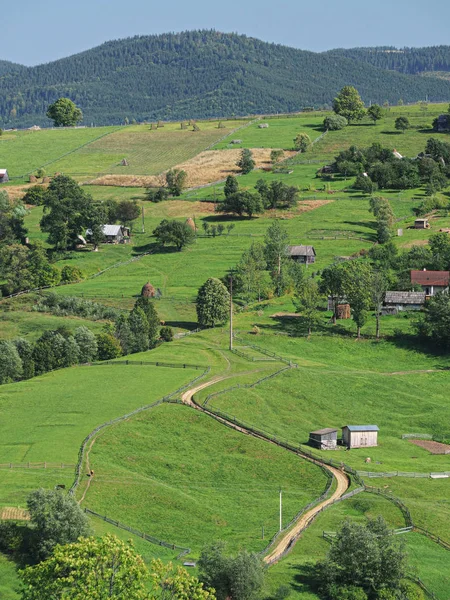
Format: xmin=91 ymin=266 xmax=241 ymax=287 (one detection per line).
xmin=2 ymin=31 xmax=450 ymax=127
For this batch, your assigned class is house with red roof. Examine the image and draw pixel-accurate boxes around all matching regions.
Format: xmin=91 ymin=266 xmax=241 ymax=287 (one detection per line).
xmin=410 ymin=269 xmax=450 ymax=296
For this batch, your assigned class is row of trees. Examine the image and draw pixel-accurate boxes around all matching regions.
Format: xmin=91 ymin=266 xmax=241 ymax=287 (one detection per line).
xmin=0 ymin=297 xmax=171 ymax=385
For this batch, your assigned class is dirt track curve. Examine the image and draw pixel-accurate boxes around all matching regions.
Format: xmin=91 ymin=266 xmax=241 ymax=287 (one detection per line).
xmin=181 ymin=375 xmax=349 ymax=565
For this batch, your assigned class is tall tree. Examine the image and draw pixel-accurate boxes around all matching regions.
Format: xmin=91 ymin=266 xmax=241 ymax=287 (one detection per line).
xmin=293 ymin=132 xmax=311 ymax=152
xmin=217 ymin=191 xmax=264 ymax=218
xmin=333 ymin=86 xmax=366 ymax=123
xmin=153 ymin=219 xmax=196 ymax=250
xmin=0 ymin=190 xmax=27 ymax=245
xmin=264 ymin=220 xmax=290 ymax=296
xmin=26 ymin=488 xmax=91 ymax=563
xmin=235 ymin=242 xmax=267 ymax=302
xmin=224 ymin=175 xmax=239 ymax=198
xmin=236 ymin=149 xmax=255 ymax=174
xmin=166 ymin=169 xmax=187 ymax=196
xmin=74 ymin=327 xmax=98 ymax=363
xmin=367 ymin=104 xmax=383 ymax=124
xmin=293 ymin=277 xmax=321 ymax=336
xmin=0 ymin=340 xmax=23 ymax=384
xmin=134 ymin=296 xmax=160 ymax=348
xmin=342 ymin=261 xmax=373 ymax=338
xmin=46 ymin=97 xmax=83 ymax=127
xmin=196 ymin=278 xmax=230 ymax=327
xmin=371 ymin=270 xmax=388 ymax=339
xmin=319 ymin=263 xmax=346 ymax=325
xmin=13 ymin=338 xmax=35 ymax=380
xmin=395 ymin=116 xmax=410 ymax=132
xmin=114 ymin=200 xmax=140 ymax=229
xmin=40 ymin=175 xmax=94 ymax=250
xmin=128 ymin=306 xmax=150 ymax=353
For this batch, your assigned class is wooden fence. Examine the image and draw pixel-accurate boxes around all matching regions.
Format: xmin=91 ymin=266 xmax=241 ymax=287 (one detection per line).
xmin=0 ymin=462 xmax=74 ymax=470
xmin=84 ymin=508 xmax=190 ymax=558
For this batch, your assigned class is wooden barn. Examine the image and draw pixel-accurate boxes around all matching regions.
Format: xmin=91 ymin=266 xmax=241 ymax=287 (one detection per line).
xmin=0 ymin=169 xmax=9 ymax=184
xmin=86 ymin=224 xmax=130 ymax=244
xmin=309 ymin=428 xmax=338 ymax=450
xmin=342 ymin=425 xmax=379 ymax=449
xmin=383 ymin=291 xmax=426 ymax=313
xmin=287 ymin=245 xmax=316 ymax=264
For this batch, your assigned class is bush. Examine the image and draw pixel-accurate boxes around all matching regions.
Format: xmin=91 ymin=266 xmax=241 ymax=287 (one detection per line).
xmin=60 ymin=265 xmax=84 ymax=283
xmin=323 ymin=115 xmax=348 ymax=131
xmin=274 ymin=584 xmax=291 ymax=599
xmin=146 ymin=187 xmax=169 ymax=203
xmin=95 ymin=333 xmax=122 ymax=360
xmin=22 ymin=185 xmax=47 ymax=206
xmin=160 ymin=326 xmax=174 ymax=342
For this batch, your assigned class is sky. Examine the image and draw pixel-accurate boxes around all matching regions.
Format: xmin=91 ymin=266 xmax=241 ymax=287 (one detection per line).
xmin=2 ymin=0 xmax=450 ymax=66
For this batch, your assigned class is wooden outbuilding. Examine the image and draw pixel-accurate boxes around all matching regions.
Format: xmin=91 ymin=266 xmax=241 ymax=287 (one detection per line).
xmin=342 ymin=425 xmax=379 ymax=449
xmin=309 ymin=428 xmax=338 ymax=450
xmin=383 ymin=291 xmax=426 ymax=313
xmin=86 ymin=224 xmax=130 ymax=244
xmin=414 ymin=218 xmax=429 ymax=229
xmin=0 ymin=169 xmax=9 ymax=183
xmin=287 ymin=245 xmax=316 ymax=264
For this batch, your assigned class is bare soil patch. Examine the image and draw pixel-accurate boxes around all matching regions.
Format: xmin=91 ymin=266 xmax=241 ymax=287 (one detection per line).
xmin=410 ymin=439 xmax=450 ymax=454
xmin=1 ymin=507 xmax=30 ymax=521
xmin=90 ymin=148 xmax=297 ymax=188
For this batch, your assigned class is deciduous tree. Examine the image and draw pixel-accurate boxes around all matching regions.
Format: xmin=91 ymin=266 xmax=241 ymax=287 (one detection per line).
xmin=196 ymin=278 xmax=230 ymax=327
xmin=395 ymin=116 xmax=410 ymax=133
xmin=0 ymin=340 xmax=23 ymax=384
xmin=153 ymin=219 xmax=196 ymax=250
xmin=333 ymin=86 xmax=366 ymax=123
xmin=236 ymin=149 xmax=255 ymax=174
xmin=46 ymin=97 xmax=83 ymax=127
xmin=367 ymin=104 xmax=383 ymax=124
xmin=166 ymin=169 xmax=187 ymax=196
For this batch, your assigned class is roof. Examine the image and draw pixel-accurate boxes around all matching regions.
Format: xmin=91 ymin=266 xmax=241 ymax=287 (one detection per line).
xmin=415 ymin=218 xmax=428 ymax=222
xmin=310 ymin=428 xmax=338 ymax=435
xmin=287 ymin=245 xmax=316 ymax=257
xmin=385 ymin=291 xmax=426 ymax=305
xmin=411 ymin=270 xmax=450 ymax=287
xmin=102 ymin=224 xmax=123 ymax=236
xmin=343 ymin=425 xmax=379 ymax=432
xmin=0 ymin=169 xmax=8 ymax=175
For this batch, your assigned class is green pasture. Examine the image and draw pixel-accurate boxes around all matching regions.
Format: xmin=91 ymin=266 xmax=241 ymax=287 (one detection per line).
xmin=0 ymin=126 xmax=119 ymax=178
xmin=84 ymin=402 xmax=328 ymax=555
xmin=0 ymin=554 xmax=19 ymax=600
xmin=264 ymin=492 xmax=448 ymax=600
xmin=0 ymin=362 xmax=201 ymax=505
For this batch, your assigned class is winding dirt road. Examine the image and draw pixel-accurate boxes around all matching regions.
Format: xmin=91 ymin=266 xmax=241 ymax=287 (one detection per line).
xmin=181 ymin=375 xmax=349 ymax=565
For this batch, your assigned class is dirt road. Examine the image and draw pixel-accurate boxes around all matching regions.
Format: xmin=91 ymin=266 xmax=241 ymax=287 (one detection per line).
xmin=181 ymin=375 xmax=350 ymax=565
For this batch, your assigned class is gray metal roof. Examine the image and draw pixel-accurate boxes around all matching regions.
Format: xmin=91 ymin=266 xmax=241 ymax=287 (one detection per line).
xmin=102 ymin=224 xmax=123 ymax=236
xmin=310 ymin=428 xmax=338 ymax=435
xmin=288 ymin=245 xmax=316 ymax=257
xmin=343 ymin=425 xmax=379 ymax=432
xmin=385 ymin=291 xmax=426 ymax=305
xmin=0 ymin=169 xmax=8 ymax=175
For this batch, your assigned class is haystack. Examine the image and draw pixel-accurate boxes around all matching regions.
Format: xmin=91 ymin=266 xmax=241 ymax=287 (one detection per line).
xmin=336 ymin=304 xmax=351 ymax=319
xmin=141 ymin=282 xmax=156 ymax=298
xmin=121 ymin=158 xmax=128 ymax=166
xmin=185 ymin=217 xmax=196 ymax=231
xmin=29 ymin=175 xmax=37 ymax=183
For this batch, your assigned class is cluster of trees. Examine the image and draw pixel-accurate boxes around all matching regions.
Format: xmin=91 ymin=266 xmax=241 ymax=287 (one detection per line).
xmin=369 ymin=197 xmax=395 ymax=244
xmin=333 ymin=140 xmax=450 ymax=193
xmin=1 ymin=489 xmax=213 ymax=600
xmin=2 ymin=32 xmax=449 ymax=127
xmin=318 ymin=517 xmax=420 ymax=600
xmin=202 ymin=222 xmax=235 ymax=237
xmin=0 ymin=297 xmax=171 ymax=385
xmin=217 ymin=175 xmax=299 ymax=218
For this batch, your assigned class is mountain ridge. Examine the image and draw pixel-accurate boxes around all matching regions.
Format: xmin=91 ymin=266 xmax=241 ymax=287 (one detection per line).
xmin=1 ymin=31 xmax=450 ymax=127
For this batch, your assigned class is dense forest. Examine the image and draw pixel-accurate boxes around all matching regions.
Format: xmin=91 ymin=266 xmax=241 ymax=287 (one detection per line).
xmin=1 ymin=31 xmax=450 ymax=127
xmin=326 ymin=46 xmax=450 ymax=76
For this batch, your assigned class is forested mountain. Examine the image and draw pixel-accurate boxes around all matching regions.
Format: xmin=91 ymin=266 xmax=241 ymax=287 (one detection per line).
xmin=0 ymin=60 xmax=25 ymax=77
xmin=1 ymin=31 xmax=450 ymax=127
xmin=326 ymin=46 xmax=450 ymax=76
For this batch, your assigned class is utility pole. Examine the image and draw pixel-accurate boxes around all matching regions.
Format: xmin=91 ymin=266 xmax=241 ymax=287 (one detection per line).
xmin=279 ymin=489 xmax=282 ymax=532
xmin=141 ymin=206 xmax=145 ymax=233
xmin=229 ymin=274 xmax=233 ymax=351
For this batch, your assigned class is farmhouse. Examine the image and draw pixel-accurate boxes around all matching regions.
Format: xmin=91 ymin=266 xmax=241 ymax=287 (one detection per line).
xmin=410 ymin=269 xmax=450 ymax=296
xmin=342 ymin=425 xmax=379 ymax=449
xmin=0 ymin=169 xmax=9 ymax=183
xmin=86 ymin=224 xmax=130 ymax=244
xmin=287 ymin=245 xmax=316 ymax=264
xmin=309 ymin=428 xmax=338 ymax=450
xmin=414 ymin=218 xmax=429 ymax=229
xmin=383 ymin=291 xmax=426 ymax=313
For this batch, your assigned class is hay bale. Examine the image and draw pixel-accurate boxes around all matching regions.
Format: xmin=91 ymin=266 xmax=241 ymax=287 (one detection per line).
xmin=141 ymin=282 xmax=156 ymax=298
xmin=42 ymin=176 xmax=50 ymax=183
xmin=121 ymin=158 xmax=128 ymax=166
xmin=336 ymin=304 xmax=351 ymax=319
xmin=29 ymin=175 xmax=37 ymax=183
xmin=185 ymin=217 xmax=196 ymax=231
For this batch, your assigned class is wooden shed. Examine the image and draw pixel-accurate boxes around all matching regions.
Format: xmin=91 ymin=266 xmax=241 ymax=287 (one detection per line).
xmin=309 ymin=428 xmax=338 ymax=450
xmin=0 ymin=169 xmax=9 ymax=183
xmin=342 ymin=425 xmax=379 ymax=449
xmin=414 ymin=218 xmax=429 ymax=229
xmin=287 ymin=245 xmax=316 ymax=264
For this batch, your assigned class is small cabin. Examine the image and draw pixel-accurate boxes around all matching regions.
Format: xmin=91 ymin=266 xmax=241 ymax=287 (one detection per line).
xmin=85 ymin=224 xmax=130 ymax=244
xmin=414 ymin=218 xmax=429 ymax=229
xmin=309 ymin=428 xmax=338 ymax=450
xmin=287 ymin=245 xmax=316 ymax=264
xmin=0 ymin=169 xmax=9 ymax=184
xmin=383 ymin=291 xmax=426 ymax=313
xmin=342 ymin=425 xmax=379 ymax=449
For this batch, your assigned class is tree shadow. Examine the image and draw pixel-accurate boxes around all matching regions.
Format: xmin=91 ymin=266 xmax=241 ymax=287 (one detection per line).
xmin=132 ymin=242 xmax=182 ymax=255
xmin=291 ymin=562 xmax=322 ymax=594
xmin=380 ymin=131 xmax=403 ymax=135
xmin=164 ymin=320 xmax=198 ymax=330
xmin=388 ymin=331 xmax=450 ymax=365
xmin=259 ymin=313 xmax=357 ymax=339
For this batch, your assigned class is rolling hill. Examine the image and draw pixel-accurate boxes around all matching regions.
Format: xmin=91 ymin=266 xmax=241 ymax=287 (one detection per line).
xmin=1 ymin=31 xmax=450 ymax=127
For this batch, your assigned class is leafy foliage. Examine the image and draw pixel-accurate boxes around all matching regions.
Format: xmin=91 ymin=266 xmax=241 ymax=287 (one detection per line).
xmin=166 ymin=169 xmax=187 ymax=196
xmin=236 ymin=149 xmax=255 ymax=174
xmin=216 ymin=191 xmax=263 ymax=218
xmin=46 ymin=97 xmax=83 ymax=127
xmin=323 ymin=114 xmax=348 ymax=130
xmin=333 ymin=86 xmax=366 ymax=122
xmin=153 ymin=219 xmax=196 ymax=250
xmin=196 ymin=278 xmax=230 ymax=327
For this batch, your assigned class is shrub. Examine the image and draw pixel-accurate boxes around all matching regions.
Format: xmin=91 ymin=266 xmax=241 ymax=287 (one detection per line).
xmin=60 ymin=265 xmax=84 ymax=283
xmin=323 ymin=115 xmax=348 ymax=131
xmin=22 ymin=185 xmax=47 ymax=206
xmin=96 ymin=333 xmax=122 ymax=360
xmin=146 ymin=187 xmax=169 ymax=203
xmin=160 ymin=326 xmax=174 ymax=342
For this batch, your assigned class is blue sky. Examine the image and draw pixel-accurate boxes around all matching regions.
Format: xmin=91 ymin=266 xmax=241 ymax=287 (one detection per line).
xmin=3 ymin=0 xmax=449 ymax=66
